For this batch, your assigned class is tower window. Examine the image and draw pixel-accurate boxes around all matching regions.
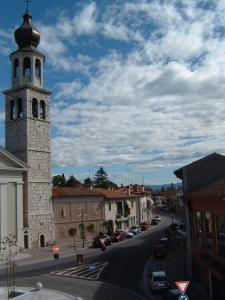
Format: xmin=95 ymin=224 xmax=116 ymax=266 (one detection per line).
xmin=10 ymin=100 xmax=16 ymax=120
xmin=17 ymin=98 xmax=23 ymax=118
xmin=40 ymin=100 xmax=46 ymax=119
xmin=23 ymin=57 xmax=31 ymax=77
xmin=35 ymin=59 xmax=41 ymax=79
xmin=14 ymin=59 xmax=19 ymax=78
xmin=32 ymin=98 xmax=38 ymax=118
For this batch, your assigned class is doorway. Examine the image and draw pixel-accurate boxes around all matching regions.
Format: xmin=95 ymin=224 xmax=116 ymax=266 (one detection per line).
xmin=40 ymin=234 xmax=45 ymax=247
xmin=24 ymin=232 xmax=28 ymax=249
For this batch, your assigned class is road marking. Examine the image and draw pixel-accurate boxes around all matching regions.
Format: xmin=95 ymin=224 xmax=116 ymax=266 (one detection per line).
xmin=50 ymin=261 xmax=108 ymax=281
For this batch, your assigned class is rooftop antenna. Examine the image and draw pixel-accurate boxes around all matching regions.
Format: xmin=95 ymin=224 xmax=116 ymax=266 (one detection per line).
xmin=25 ymin=0 xmax=31 ymax=14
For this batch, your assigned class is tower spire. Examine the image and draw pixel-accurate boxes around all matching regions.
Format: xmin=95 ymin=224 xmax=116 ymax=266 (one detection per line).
xmin=25 ymin=0 xmax=31 ymax=14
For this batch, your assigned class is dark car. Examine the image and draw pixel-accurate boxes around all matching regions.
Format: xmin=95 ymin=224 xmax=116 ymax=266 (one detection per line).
xmin=150 ymin=271 xmax=170 ymax=292
xmin=140 ymin=221 xmax=149 ymax=231
xmin=92 ymin=233 xmax=112 ymax=248
xmin=151 ymin=219 xmax=159 ymax=225
xmin=110 ymin=231 xmax=126 ymax=242
xmin=153 ymin=244 xmax=168 ymax=258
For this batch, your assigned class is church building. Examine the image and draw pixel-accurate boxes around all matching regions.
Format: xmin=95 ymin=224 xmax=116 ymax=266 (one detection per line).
xmin=1 ymin=7 xmax=54 ymax=248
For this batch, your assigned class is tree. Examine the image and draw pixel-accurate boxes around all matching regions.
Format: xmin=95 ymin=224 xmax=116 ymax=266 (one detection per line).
xmin=94 ymin=167 xmax=108 ymax=187
xmin=83 ymin=177 xmax=93 ymax=187
xmin=68 ymin=228 xmax=77 ymax=250
xmin=94 ymin=167 xmax=117 ymax=189
xmin=67 ymin=175 xmax=81 ymax=187
xmin=102 ymin=220 xmax=113 ymax=236
xmin=52 ymin=174 xmax=66 ymax=187
xmin=86 ymin=224 xmax=95 ymax=239
xmin=0 ymin=235 xmax=18 ymax=299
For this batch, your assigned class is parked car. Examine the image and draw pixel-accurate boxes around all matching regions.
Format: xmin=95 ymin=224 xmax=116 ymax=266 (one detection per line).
xmin=154 ymin=215 xmax=162 ymax=222
xmin=151 ymin=219 xmax=159 ymax=225
xmin=129 ymin=225 xmax=141 ymax=235
xmin=150 ymin=271 xmax=170 ymax=292
xmin=153 ymin=244 xmax=168 ymax=258
xmin=140 ymin=221 xmax=149 ymax=231
xmin=92 ymin=233 xmax=112 ymax=248
xmin=166 ymin=289 xmax=180 ymax=300
xmin=126 ymin=231 xmax=134 ymax=238
xmin=110 ymin=231 xmax=126 ymax=242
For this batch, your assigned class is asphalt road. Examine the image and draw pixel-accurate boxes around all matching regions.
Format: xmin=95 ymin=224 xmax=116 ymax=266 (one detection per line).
xmin=95 ymin=215 xmax=171 ymax=298
xmin=0 ymin=215 xmax=173 ymax=300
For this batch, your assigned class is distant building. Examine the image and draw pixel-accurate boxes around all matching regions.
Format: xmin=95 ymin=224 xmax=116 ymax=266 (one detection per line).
xmin=174 ymin=153 xmax=225 ymax=300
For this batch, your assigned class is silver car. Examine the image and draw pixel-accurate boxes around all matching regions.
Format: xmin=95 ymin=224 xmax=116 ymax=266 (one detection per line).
xmin=129 ymin=225 xmax=141 ymax=235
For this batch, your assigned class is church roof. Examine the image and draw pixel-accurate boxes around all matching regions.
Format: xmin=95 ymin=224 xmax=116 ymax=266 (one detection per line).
xmin=0 ymin=146 xmax=27 ymax=171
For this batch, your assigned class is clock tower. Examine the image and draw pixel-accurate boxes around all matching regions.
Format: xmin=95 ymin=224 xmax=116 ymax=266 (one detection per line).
xmin=3 ymin=7 xmax=54 ymax=248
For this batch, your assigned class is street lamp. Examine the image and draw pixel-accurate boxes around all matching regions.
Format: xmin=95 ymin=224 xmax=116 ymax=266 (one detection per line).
xmin=79 ymin=208 xmax=88 ymax=248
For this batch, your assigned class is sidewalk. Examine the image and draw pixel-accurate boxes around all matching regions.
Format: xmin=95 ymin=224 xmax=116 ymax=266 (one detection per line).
xmin=166 ymin=233 xmax=209 ymax=300
xmin=0 ymin=238 xmax=94 ymax=270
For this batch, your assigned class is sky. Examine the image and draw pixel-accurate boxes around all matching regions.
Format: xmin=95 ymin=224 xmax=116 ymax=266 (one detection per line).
xmin=1 ymin=0 xmax=225 ymax=185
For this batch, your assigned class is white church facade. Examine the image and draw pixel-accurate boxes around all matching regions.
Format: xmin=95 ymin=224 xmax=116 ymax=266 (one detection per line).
xmin=1 ymin=7 xmax=54 ymax=249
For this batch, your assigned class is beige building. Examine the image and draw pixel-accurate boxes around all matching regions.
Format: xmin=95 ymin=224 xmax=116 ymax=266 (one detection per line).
xmin=53 ymin=187 xmax=105 ymax=240
xmin=97 ymin=188 xmax=138 ymax=232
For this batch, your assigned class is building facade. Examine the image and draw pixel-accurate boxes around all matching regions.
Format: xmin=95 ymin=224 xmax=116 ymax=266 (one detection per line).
xmin=2 ymin=9 xmax=54 ymax=248
xmin=53 ymin=187 xmax=105 ymax=240
xmin=174 ymin=153 xmax=225 ymax=299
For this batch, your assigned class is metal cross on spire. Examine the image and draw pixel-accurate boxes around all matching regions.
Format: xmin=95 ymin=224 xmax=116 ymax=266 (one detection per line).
xmin=25 ymin=0 xmax=31 ymax=13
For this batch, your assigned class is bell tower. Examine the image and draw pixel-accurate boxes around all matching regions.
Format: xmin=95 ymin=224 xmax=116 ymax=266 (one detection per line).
xmin=3 ymin=7 xmax=54 ymax=248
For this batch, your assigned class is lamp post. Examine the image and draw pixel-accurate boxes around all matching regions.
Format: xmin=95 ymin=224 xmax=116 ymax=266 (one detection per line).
xmin=79 ymin=208 xmax=88 ymax=248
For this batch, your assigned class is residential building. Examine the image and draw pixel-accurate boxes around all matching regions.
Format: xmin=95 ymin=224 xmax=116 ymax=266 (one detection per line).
xmin=152 ymin=192 xmax=167 ymax=208
xmin=174 ymin=153 xmax=225 ymax=299
xmin=118 ymin=185 xmax=154 ymax=224
xmin=52 ymin=187 xmax=105 ymax=240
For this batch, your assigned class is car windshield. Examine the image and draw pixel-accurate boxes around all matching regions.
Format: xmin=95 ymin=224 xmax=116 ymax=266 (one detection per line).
xmin=154 ymin=275 xmax=167 ymax=281
xmin=131 ymin=226 xmax=137 ymax=229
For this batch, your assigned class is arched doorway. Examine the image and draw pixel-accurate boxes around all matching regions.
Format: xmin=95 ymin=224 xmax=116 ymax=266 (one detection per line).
xmin=24 ymin=231 xmax=29 ymax=249
xmin=40 ymin=234 xmax=45 ymax=247
xmin=78 ymin=224 xmax=85 ymax=240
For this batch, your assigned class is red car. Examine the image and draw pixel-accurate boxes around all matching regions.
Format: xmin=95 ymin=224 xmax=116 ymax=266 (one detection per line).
xmin=110 ymin=231 xmax=126 ymax=242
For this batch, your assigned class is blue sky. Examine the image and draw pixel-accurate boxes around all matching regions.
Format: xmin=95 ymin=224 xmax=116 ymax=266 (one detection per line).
xmin=1 ymin=0 xmax=225 ymax=185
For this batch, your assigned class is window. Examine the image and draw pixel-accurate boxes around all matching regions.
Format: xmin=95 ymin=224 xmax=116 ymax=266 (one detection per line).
xmin=40 ymin=100 xmax=46 ymax=119
xmin=10 ymin=100 xmax=16 ymax=120
xmin=217 ymin=215 xmax=225 ymax=258
xmin=23 ymin=57 xmax=31 ymax=77
xmin=35 ymin=59 xmax=41 ymax=79
xmin=32 ymin=98 xmax=38 ymax=118
xmin=17 ymin=98 xmax=22 ymax=118
xmin=195 ymin=211 xmax=203 ymax=246
xmin=60 ymin=208 xmax=66 ymax=218
xmin=205 ymin=212 xmax=213 ymax=250
xmin=108 ymin=203 xmax=111 ymax=211
xmin=14 ymin=59 xmax=19 ymax=78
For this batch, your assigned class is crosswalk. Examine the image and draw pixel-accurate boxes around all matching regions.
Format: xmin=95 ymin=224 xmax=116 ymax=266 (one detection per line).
xmin=50 ymin=261 xmax=108 ymax=281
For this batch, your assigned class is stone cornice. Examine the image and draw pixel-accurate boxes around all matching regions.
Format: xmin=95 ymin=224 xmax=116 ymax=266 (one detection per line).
xmin=2 ymin=84 xmax=52 ymax=96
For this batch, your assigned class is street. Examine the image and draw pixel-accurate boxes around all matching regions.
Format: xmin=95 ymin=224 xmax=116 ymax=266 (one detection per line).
xmin=0 ymin=215 xmax=182 ymax=300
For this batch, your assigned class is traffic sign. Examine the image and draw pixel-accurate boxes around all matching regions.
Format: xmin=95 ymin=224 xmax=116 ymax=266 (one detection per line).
xmin=175 ymin=281 xmax=190 ymax=294
xmin=178 ymin=294 xmax=189 ymax=300
xmin=88 ymin=264 xmax=96 ymax=272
